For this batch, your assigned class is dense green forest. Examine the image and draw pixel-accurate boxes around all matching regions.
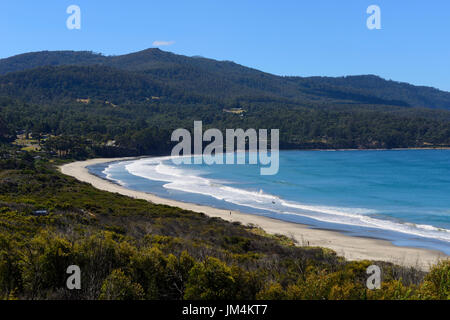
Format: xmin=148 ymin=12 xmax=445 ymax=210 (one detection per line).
xmin=0 ymin=152 xmax=448 ymax=300
xmin=0 ymin=49 xmax=449 ymax=159
xmin=1 ymin=95 xmax=449 ymax=158
xmin=2 ymin=49 xmax=450 ymax=109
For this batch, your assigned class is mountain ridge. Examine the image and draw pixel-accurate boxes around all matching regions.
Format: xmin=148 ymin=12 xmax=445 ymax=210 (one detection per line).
xmin=1 ymin=48 xmax=449 ymax=110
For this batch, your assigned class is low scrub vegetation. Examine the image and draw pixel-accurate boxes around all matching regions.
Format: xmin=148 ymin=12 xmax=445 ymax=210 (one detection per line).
xmin=0 ymin=154 xmax=448 ymax=300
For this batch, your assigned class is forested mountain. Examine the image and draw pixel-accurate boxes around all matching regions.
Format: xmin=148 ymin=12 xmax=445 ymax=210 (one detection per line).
xmin=0 ymin=48 xmax=449 ymax=157
xmin=292 ymin=75 xmax=450 ymax=110
xmin=1 ymin=48 xmax=450 ymax=109
xmin=0 ymin=65 xmax=173 ymax=104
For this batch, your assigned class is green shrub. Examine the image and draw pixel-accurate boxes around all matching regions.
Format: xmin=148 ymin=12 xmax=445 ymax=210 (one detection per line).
xmin=417 ymin=260 xmax=450 ymax=300
xmin=184 ymin=257 xmax=236 ymax=300
xmin=99 ymin=269 xmax=144 ymax=300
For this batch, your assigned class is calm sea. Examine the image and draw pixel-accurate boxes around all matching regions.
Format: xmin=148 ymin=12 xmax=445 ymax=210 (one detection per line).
xmin=89 ymin=150 xmax=450 ymax=254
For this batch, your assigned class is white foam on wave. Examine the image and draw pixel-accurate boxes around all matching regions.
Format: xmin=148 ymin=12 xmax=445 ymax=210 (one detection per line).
xmin=110 ymin=156 xmax=450 ymax=243
xmin=102 ymin=162 xmax=129 ymax=186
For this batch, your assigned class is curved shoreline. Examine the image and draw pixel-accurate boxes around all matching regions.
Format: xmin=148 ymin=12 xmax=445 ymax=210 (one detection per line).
xmin=59 ymin=157 xmax=448 ymax=271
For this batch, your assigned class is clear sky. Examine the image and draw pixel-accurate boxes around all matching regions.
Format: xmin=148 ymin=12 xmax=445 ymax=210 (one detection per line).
xmin=1 ymin=0 xmax=449 ymax=91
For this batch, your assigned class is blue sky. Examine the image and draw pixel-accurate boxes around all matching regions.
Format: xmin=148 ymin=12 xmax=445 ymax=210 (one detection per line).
xmin=1 ymin=1 xmax=449 ymax=90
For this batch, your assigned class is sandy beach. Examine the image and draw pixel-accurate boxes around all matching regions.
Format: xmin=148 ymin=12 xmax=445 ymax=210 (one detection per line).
xmin=59 ymin=157 xmax=448 ymax=271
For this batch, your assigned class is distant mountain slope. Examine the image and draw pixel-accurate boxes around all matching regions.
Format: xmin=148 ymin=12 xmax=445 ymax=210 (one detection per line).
xmin=1 ymin=50 xmax=449 ymax=153
xmin=0 ymin=51 xmax=107 ymax=74
xmin=293 ymin=75 xmax=450 ymax=110
xmin=0 ymin=65 xmax=172 ymax=104
xmin=1 ymin=49 xmax=449 ymax=110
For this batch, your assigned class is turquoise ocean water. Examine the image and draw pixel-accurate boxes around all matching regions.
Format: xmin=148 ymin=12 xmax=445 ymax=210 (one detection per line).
xmin=89 ymin=150 xmax=450 ymax=254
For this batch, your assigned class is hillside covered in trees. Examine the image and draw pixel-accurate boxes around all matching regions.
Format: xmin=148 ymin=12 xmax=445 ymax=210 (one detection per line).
xmin=2 ymin=49 xmax=450 ymax=110
xmin=0 ymin=49 xmax=449 ymax=158
xmin=0 ymin=49 xmax=450 ymax=110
